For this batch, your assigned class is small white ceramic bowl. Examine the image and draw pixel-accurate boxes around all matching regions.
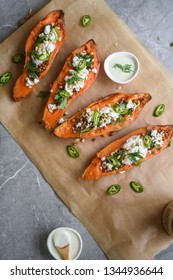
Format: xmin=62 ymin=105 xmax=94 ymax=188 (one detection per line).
xmin=104 ymin=51 xmax=140 ymax=84
xmin=47 ymin=227 xmax=83 ymax=260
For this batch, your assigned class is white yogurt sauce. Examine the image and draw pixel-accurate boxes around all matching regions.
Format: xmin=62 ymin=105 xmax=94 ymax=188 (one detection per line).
xmin=104 ymin=52 xmax=139 ymax=84
xmin=47 ymin=227 xmax=82 ymax=260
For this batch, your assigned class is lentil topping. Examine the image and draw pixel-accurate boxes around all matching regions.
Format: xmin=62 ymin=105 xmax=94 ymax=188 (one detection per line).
xmin=25 ymin=23 xmax=61 ymax=88
xmin=48 ymin=51 xmax=96 ymax=112
xmin=101 ymin=129 xmax=165 ymax=172
xmin=72 ymin=99 xmax=140 ymax=136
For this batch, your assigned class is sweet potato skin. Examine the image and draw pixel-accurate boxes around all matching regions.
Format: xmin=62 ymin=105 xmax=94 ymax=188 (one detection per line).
xmin=54 ymin=92 xmax=151 ymax=138
xmin=13 ymin=10 xmax=66 ymax=101
xmin=82 ymin=125 xmax=173 ymax=180
xmin=42 ymin=39 xmax=100 ymax=130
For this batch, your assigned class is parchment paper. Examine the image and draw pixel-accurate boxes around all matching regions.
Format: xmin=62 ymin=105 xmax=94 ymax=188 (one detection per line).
xmin=0 ymin=0 xmax=173 ymax=260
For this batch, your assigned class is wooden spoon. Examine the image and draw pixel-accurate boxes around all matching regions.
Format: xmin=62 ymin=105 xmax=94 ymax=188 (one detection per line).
xmin=53 ymin=231 xmax=70 ymax=260
xmin=55 ymin=244 xmax=70 ymax=260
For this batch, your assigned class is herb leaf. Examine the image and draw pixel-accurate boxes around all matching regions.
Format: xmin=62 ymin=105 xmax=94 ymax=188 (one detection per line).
xmin=113 ymin=63 xmax=133 ymax=74
xmin=36 ymin=91 xmax=49 ymax=98
xmin=67 ymin=72 xmax=83 ymax=85
xmin=128 ymin=152 xmax=143 ymax=162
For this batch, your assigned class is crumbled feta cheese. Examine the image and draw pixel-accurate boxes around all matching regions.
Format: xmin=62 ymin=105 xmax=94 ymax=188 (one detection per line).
xmin=25 ymin=77 xmax=35 ymax=88
xmin=72 ymin=55 xmax=82 ymax=67
xmin=46 ymin=41 xmax=56 ymax=53
xmin=126 ymin=99 xmax=137 ymax=110
xmin=151 ymin=130 xmax=164 ymax=146
xmin=31 ymin=55 xmax=42 ymax=66
xmin=122 ymin=135 xmax=148 ymax=158
xmin=48 ymin=104 xmax=58 ymax=113
xmin=34 ymin=78 xmax=39 ymax=84
xmin=92 ymin=68 xmax=97 ymax=73
xmin=58 ymin=118 xmax=65 ymax=124
xmin=44 ymin=25 xmax=51 ymax=35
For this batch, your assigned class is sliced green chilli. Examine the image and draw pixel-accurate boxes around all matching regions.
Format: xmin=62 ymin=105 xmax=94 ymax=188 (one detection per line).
xmin=107 ymin=155 xmax=121 ymax=168
xmin=153 ymin=104 xmax=165 ymax=117
xmin=107 ymin=184 xmax=121 ymax=195
xmin=77 ymin=59 xmax=86 ymax=71
xmin=67 ymin=145 xmax=79 ymax=158
xmin=93 ymin=110 xmax=100 ymax=126
xmin=51 ymin=27 xmax=60 ymax=41
xmin=34 ymin=34 xmax=46 ymax=47
xmin=0 ymin=71 xmax=12 ymax=84
xmin=113 ymin=103 xmax=128 ymax=115
xmin=143 ymin=135 xmax=152 ymax=148
xmin=130 ymin=181 xmax=144 ymax=193
xmin=12 ymin=53 xmax=25 ymax=64
xmin=81 ymin=15 xmax=92 ymax=27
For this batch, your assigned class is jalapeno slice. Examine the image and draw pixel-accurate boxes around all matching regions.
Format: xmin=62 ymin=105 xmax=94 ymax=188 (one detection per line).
xmin=143 ymin=135 xmax=152 ymax=148
xmin=12 ymin=53 xmax=25 ymax=64
xmin=153 ymin=104 xmax=165 ymax=117
xmin=107 ymin=155 xmax=121 ymax=168
xmin=93 ymin=110 xmax=100 ymax=126
xmin=77 ymin=59 xmax=86 ymax=71
xmin=113 ymin=104 xmax=128 ymax=115
xmin=51 ymin=27 xmax=60 ymax=41
xmin=81 ymin=15 xmax=92 ymax=27
xmin=0 ymin=71 xmax=12 ymax=84
xmin=130 ymin=181 xmax=144 ymax=193
xmin=57 ymin=90 xmax=71 ymax=98
xmin=107 ymin=184 xmax=121 ymax=195
xmin=67 ymin=145 xmax=79 ymax=158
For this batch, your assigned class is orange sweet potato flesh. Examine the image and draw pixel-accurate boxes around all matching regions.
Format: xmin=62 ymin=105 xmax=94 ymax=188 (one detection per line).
xmin=42 ymin=39 xmax=100 ymax=130
xmin=54 ymin=92 xmax=151 ymax=138
xmin=82 ymin=125 xmax=173 ymax=180
xmin=13 ymin=10 xmax=66 ymax=101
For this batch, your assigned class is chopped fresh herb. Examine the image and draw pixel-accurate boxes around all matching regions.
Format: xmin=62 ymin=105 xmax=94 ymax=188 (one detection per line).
xmin=36 ymin=91 xmax=49 ymax=98
xmin=67 ymin=72 xmax=83 ymax=85
xmin=113 ymin=63 xmax=133 ymax=74
xmin=128 ymin=152 xmax=143 ymax=162
xmin=34 ymin=34 xmax=46 ymax=47
xmin=78 ymin=127 xmax=93 ymax=136
xmin=55 ymin=90 xmax=71 ymax=109
xmin=12 ymin=53 xmax=25 ymax=64
xmin=26 ymin=61 xmax=40 ymax=73
xmin=107 ymin=155 xmax=121 ymax=168
xmin=167 ymin=140 xmax=172 ymax=148
xmin=28 ymin=70 xmax=38 ymax=78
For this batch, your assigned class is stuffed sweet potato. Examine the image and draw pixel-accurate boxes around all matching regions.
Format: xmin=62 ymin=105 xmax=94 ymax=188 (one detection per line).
xmin=82 ymin=125 xmax=173 ymax=180
xmin=54 ymin=92 xmax=151 ymax=138
xmin=13 ymin=10 xmax=66 ymax=101
xmin=42 ymin=39 xmax=100 ymax=130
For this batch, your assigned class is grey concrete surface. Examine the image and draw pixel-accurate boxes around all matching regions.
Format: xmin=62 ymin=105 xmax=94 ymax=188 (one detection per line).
xmin=0 ymin=0 xmax=173 ymax=260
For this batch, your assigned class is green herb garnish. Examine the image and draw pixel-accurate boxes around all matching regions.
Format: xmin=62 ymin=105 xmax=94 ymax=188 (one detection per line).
xmin=128 ymin=152 xmax=143 ymax=162
xmin=113 ymin=63 xmax=133 ymax=74
xmin=55 ymin=90 xmax=71 ymax=109
xmin=67 ymin=72 xmax=83 ymax=85
xmin=36 ymin=91 xmax=49 ymax=98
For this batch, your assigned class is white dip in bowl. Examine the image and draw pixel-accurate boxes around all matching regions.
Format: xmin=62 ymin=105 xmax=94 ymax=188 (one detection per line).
xmin=104 ymin=51 xmax=140 ymax=84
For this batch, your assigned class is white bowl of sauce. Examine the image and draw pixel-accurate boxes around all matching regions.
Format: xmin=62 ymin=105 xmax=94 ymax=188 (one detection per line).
xmin=104 ymin=51 xmax=140 ymax=84
xmin=47 ymin=227 xmax=83 ymax=260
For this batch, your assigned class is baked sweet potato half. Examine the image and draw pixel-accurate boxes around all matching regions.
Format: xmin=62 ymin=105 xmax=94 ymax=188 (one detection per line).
xmin=82 ymin=125 xmax=173 ymax=180
xmin=42 ymin=39 xmax=100 ymax=130
xmin=13 ymin=10 xmax=66 ymax=101
xmin=54 ymin=92 xmax=151 ymax=138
